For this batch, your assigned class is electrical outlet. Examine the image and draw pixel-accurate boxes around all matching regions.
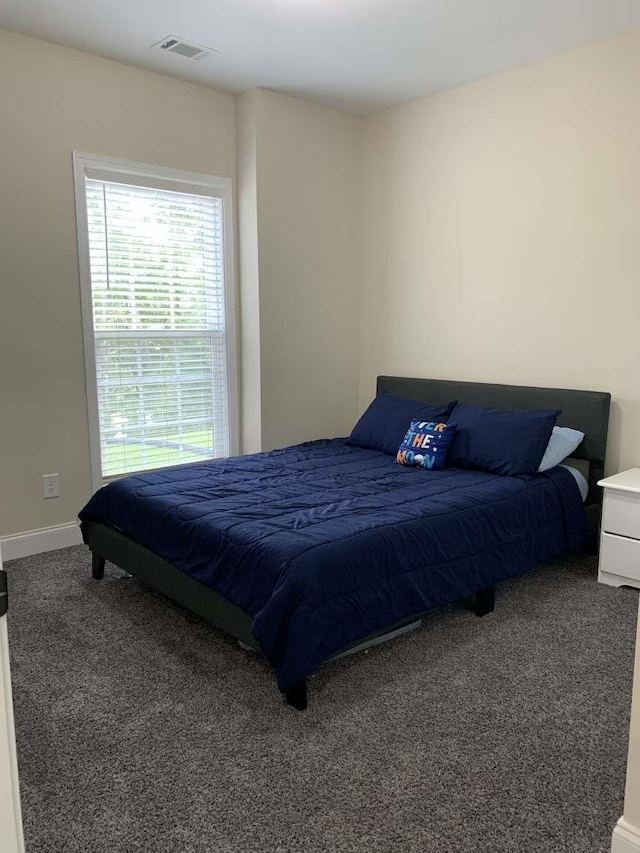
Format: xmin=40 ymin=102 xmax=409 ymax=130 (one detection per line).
xmin=43 ymin=473 xmax=60 ymax=500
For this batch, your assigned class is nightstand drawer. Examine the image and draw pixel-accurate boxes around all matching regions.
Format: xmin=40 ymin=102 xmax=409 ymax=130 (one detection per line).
xmin=602 ymin=491 xmax=640 ymax=541
xmin=600 ymin=532 xmax=640 ymax=582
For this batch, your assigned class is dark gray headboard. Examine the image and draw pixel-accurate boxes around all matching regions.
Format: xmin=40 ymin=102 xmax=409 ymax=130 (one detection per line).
xmin=377 ymin=376 xmax=611 ymax=505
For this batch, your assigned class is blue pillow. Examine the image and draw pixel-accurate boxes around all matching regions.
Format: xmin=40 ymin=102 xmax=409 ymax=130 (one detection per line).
xmin=396 ymin=420 xmax=457 ymax=471
xmin=347 ymin=392 xmax=457 ymax=456
xmin=538 ymin=426 xmax=585 ymax=472
xmin=449 ymin=403 xmax=560 ymax=476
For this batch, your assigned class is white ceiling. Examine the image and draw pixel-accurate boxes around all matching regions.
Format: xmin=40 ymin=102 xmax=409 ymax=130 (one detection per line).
xmin=2 ymin=0 xmax=640 ymax=114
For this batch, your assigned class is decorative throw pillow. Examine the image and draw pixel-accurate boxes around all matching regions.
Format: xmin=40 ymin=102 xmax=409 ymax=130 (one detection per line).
xmin=448 ymin=403 xmax=560 ymax=476
xmin=396 ymin=420 xmax=457 ymax=471
xmin=347 ymin=392 xmax=457 ymax=456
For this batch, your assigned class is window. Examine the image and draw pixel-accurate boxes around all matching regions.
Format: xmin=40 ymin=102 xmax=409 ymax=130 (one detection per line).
xmin=73 ymin=154 xmax=237 ymax=488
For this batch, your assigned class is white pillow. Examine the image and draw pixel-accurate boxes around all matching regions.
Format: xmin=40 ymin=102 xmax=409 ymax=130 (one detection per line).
xmin=538 ymin=426 xmax=585 ymax=472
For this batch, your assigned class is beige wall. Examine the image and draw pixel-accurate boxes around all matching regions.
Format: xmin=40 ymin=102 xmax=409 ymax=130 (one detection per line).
xmin=237 ymin=89 xmax=362 ymax=452
xmin=5 ymin=23 xmax=640 ymax=538
xmin=0 ymin=29 xmax=236 ymax=535
xmin=235 ymin=90 xmax=263 ymax=455
xmin=0 ymin=33 xmax=362 ymax=538
xmin=359 ymin=30 xmax=640 ymax=474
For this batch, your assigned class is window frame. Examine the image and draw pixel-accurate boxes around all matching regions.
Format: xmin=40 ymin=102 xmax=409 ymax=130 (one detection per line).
xmin=72 ymin=151 xmax=239 ymax=491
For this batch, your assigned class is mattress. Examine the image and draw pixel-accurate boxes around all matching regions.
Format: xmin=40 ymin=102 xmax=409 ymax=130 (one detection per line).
xmin=79 ymin=439 xmax=589 ymax=690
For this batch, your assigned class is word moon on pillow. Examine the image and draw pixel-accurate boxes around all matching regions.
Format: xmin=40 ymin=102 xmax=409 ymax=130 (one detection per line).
xmin=397 ymin=420 xmax=457 ymax=471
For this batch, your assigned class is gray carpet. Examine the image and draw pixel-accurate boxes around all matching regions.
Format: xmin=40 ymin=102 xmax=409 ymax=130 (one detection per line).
xmin=5 ymin=546 xmax=638 ymax=853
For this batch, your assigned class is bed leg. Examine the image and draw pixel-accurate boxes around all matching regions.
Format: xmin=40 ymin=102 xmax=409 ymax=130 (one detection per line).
xmin=91 ymin=553 xmax=105 ymax=580
xmin=284 ymin=679 xmax=308 ymax=711
xmin=474 ymin=586 xmax=495 ymax=617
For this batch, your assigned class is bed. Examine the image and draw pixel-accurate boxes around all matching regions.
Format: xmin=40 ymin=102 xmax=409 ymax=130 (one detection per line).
xmin=79 ymin=376 xmax=611 ymax=710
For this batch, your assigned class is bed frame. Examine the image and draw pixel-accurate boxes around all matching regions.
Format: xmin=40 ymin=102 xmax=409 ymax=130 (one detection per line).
xmin=82 ymin=376 xmax=611 ymax=711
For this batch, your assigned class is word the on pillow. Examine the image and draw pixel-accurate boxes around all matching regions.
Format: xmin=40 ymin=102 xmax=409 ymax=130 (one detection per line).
xmin=397 ymin=420 xmax=457 ymax=471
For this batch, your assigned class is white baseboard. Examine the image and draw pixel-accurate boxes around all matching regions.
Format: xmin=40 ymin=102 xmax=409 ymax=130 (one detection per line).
xmin=0 ymin=523 xmax=83 ymax=562
xmin=612 ymin=818 xmax=640 ymax=853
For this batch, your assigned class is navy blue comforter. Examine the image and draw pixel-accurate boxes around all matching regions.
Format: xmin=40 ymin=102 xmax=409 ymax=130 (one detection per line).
xmin=79 ymin=439 xmax=588 ymax=690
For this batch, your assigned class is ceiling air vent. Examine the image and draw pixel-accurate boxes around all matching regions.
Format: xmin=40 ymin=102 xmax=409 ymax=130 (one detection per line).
xmin=152 ymin=35 xmax=218 ymax=61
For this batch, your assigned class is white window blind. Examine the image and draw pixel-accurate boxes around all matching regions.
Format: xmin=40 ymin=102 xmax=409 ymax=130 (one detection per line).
xmin=83 ymin=175 xmax=231 ymax=479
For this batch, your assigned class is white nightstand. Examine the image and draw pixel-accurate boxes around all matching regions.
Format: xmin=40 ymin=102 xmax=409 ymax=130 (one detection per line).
xmin=598 ymin=469 xmax=640 ymax=589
